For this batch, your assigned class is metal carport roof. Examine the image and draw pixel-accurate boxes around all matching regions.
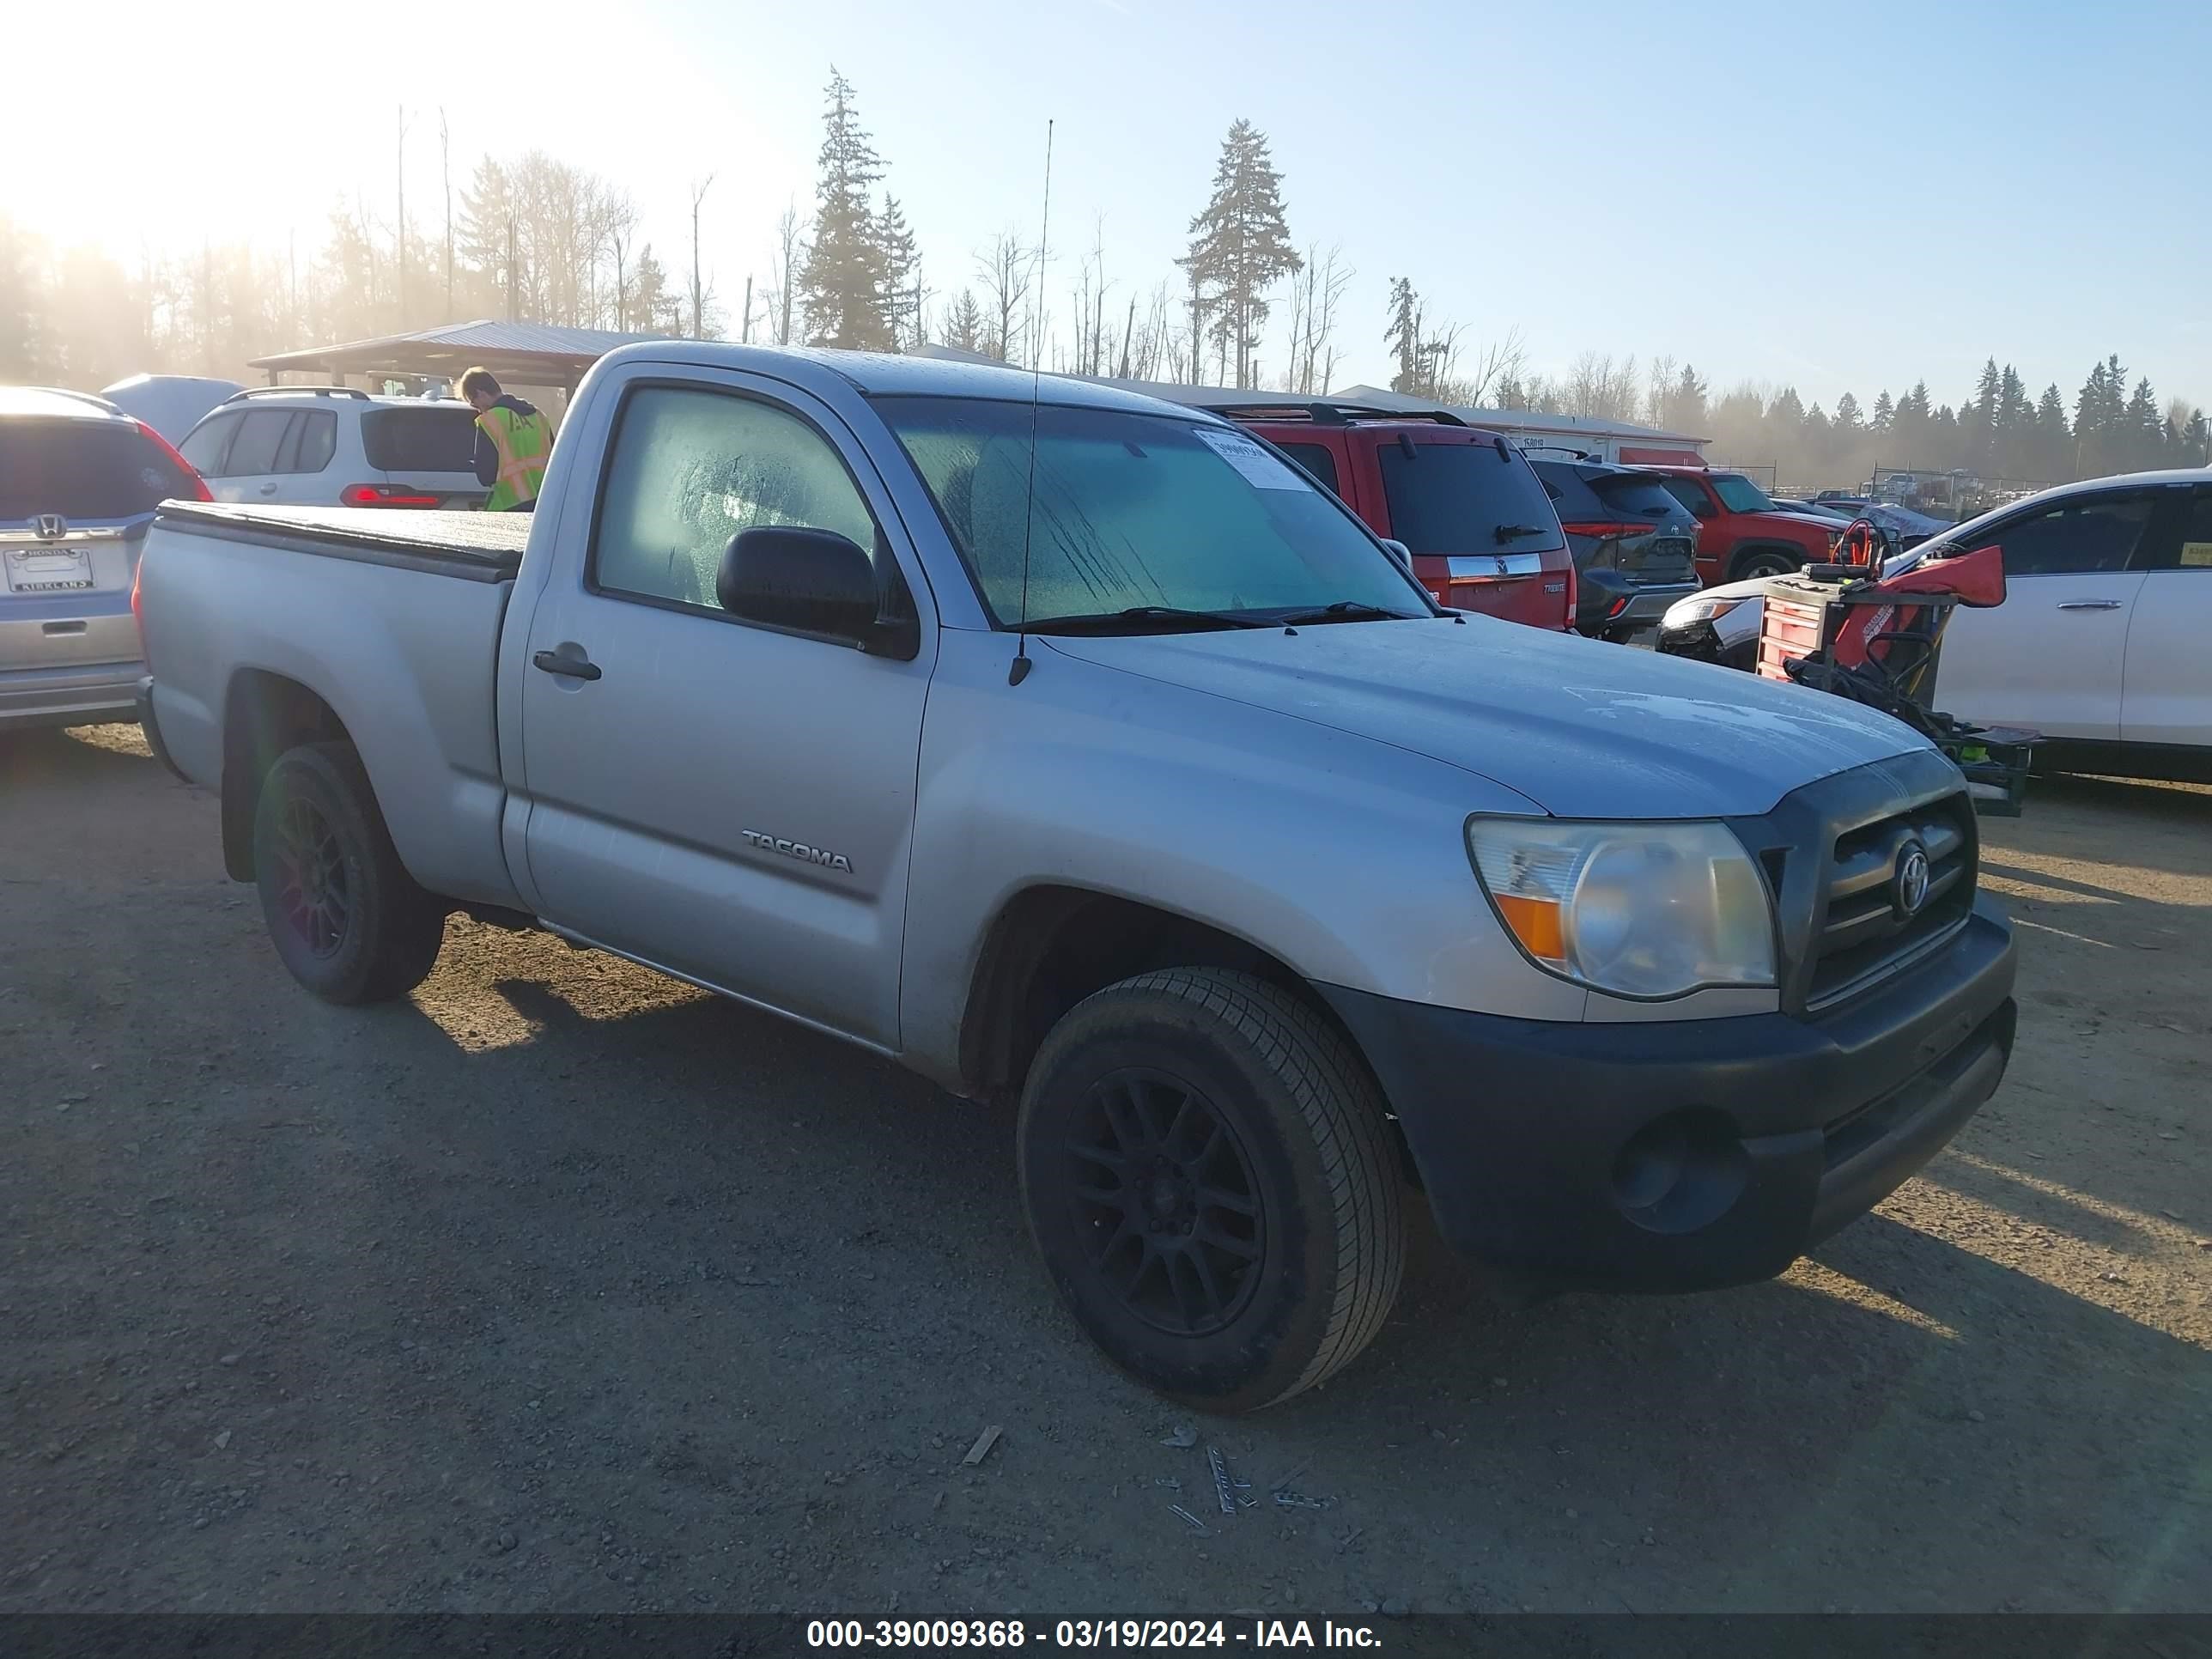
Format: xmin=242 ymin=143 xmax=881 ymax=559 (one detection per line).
xmin=248 ymin=319 xmax=671 ymax=391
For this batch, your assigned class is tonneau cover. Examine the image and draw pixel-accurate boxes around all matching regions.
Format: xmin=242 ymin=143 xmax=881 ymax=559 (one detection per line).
xmin=153 ymin=502 xmax=531 ymax=580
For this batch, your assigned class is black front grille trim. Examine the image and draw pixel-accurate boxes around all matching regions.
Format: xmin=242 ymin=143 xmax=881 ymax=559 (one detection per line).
xmin=1726 ymin=749 xmax=1981 ymax=1019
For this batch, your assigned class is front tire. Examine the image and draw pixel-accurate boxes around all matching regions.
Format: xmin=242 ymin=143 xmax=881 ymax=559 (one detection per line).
xmin=1018 ymin=969 xmax=1405 ymax=1413
xmin=251 ymin=742 xmax=447 ymax=1004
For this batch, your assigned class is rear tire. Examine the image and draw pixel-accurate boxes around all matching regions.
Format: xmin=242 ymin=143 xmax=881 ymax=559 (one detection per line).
xmin=1017 ymin=969 xmax=1405 ymax=1413
xmin=251 ymin=741 xmax=447 ymax=1004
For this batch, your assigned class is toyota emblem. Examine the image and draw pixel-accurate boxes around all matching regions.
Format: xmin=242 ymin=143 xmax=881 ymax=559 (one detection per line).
xmin=1893 ymin=841 xmax=1932 ymax=918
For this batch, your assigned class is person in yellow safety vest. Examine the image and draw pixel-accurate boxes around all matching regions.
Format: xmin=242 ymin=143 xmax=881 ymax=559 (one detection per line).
xmin=456 ymin=367 xmax=553 ymax=513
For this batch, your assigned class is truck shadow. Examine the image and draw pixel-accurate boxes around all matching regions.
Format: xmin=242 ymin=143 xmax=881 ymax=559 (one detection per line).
xmin=316 ymin=951 xmax=2208 ymax=1607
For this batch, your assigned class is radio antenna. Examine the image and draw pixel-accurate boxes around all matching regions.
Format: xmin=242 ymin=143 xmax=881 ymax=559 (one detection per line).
xmin=1009 ymin=117 xmax=1053 ymax=688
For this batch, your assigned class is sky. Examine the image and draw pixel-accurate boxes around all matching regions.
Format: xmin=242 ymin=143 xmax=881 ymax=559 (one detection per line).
xmin=10 ymin=0 xmax=2209 ymax=415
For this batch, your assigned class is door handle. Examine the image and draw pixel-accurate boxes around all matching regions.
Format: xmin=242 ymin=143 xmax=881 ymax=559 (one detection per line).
xmin=2056 ymin=599 xmax=2124 ymax=611
xmin=258 ymin=483 xmax=279 ymax=495
xmin=532 ymin=649 xmax=602 ymax=681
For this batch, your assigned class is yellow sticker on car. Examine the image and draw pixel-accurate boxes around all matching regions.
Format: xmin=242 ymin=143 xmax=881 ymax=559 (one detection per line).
xmin=2179 ymin=541 xmax=2212 ymax=568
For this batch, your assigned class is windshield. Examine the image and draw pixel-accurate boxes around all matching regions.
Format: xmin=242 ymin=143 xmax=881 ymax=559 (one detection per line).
xmin=875 ymin=397 xmax=1428 ymax=627
xmin=1376 ymin=441 xmax=1564 ymax=553
xmin=1711 ymin=473 xmax=1777 ymax=513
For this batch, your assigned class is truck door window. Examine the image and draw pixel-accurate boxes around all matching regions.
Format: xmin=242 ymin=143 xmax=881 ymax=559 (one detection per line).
xmin=1660 ymin=478 xmax=1711 ymax=518
xmin=1274 ymin=441 xmax=1340 ymax=495
xmin=591 ymin=386 xmax=879 ymax=613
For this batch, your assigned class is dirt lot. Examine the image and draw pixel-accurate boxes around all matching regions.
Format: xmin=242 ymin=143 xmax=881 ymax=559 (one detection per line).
xmin=3 ymin=723 xmax=2208 ymax=1615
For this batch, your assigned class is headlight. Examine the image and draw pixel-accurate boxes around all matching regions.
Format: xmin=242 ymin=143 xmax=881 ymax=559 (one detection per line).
xmin=1662 ymin=593 xmax=1745 ymax=629
xmin=1466 ymin=818 xmax=1776 ymax=1000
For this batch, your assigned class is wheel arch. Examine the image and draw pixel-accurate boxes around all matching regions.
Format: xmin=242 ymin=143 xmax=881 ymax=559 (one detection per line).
xmin=957 ymin=884 xmax=1377 ymax=1110
xmin=220 ymin=669 xmax=354 ymax=880
xmin=1725 ymin=539 xmax=1808 ymax=582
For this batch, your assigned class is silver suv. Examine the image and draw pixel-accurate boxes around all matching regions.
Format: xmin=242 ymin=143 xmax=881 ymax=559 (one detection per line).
xmin=177 ymin=386 xmax=488 ymax=510
xmin=1 ymin=386 xmax=207 ymax=732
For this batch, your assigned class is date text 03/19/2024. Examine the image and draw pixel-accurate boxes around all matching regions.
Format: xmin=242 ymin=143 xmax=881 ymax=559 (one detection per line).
xmin=805 ymin=1619 xmax=1387 ymax=1649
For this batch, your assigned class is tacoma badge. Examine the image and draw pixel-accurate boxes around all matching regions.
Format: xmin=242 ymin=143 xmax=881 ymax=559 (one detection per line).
xmin=742 ymin=830 xmax=854 ymax=874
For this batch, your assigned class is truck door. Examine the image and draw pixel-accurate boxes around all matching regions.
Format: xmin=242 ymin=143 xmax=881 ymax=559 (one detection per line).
xmin=514 ymin=370 xmax=935 ymax=1052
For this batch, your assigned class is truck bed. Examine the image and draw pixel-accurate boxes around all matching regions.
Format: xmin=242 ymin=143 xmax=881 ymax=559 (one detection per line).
xmin=152 ymin=502 xmax=531 ymax=582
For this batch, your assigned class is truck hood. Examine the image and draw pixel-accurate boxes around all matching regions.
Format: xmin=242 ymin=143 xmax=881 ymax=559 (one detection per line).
xmin=1041 ymin=617 xmax=1929 ymax=819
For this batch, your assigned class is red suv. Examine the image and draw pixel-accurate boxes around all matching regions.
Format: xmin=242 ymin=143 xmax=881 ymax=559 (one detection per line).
xmin=1229 ymin=404 xmax=1575 ymax=630
xmin=1644 ymin=465 xmax=1843 ymax=586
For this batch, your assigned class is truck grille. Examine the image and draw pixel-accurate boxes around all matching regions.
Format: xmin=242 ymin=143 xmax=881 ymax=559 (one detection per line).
xmin=1805 ymin=795 xmax=1975 ymax=1010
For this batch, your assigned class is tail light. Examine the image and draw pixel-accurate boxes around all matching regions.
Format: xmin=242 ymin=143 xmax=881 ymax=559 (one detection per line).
xmin=136 ymin=420 xmax=212 ymax=502
xmin=1557 ymin=521 xmax=1651 ymax=539
xmin=339 ymin=483 xmax=443 ymax=508
xmin=1562 ymin=557 xmax=1578 ymax=630
xmin=130 ymin=553 xmax=143 ymax=632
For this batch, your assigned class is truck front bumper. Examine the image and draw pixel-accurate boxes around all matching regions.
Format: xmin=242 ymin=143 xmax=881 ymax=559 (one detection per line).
xmin=1321 ymin=897 xmax=2015 ymax=1292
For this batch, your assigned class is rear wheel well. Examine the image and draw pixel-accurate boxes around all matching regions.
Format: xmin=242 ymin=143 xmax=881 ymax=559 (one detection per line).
xmin=1727 ymin=541 xmax=1806 ymax=581
xmin=959 ymin=887 xmax=1371 ymax=1104
xmin=221 ymin=671 xmax=351 ymax=880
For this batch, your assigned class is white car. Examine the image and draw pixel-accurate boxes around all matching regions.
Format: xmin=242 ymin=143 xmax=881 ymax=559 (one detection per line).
xmin=176 ymin=387 xmax=488 ymax=511
xmin=1657 ymin=470 xmax=2212 ymax=781
xmin=99 ymin=374 xmax=245 ymax=444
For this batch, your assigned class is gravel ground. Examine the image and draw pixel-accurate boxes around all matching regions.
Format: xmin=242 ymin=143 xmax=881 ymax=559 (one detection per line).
xmin=3 ymin=724 xmax=2207 ymax=1614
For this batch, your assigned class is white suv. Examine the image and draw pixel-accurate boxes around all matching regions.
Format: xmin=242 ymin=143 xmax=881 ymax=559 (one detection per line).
xmin=177 ymin=387 xmax=488 ymax=510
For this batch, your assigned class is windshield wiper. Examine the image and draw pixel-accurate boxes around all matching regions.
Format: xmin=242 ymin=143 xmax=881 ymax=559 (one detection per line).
xmin=1493 ymin=523 xmax=1547 ymax=544
xmin=1024 ymin=605 xmax=1269 ymax=635
xmin=1273 ymin=600 xmax=1420 ymax=625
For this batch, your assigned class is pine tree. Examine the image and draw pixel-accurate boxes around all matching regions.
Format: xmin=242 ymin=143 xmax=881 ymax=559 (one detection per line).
xmin=2186 ymin=409 xmax=2211 ymax=468
xmin=1766 ymin=386 xmax=1805 ymax=429
xmin=876 ymin=195 xmax=921 ymax=350
xmin=2034 ymin=384 xmax=2070 ymax=481
xmin=1668 ymin=363 xmax=1708 ymax=432
xmin=1870 ymin=390 xmax=1894 ymax=432
xmin=1383 ymin=277 xmax=1420 ymax=393
xmin=629 ymin=246 xmax=679 ymax=335
xmin=2123 ymin=376 xmax=2161 ymax=471
xmin=798 ymin=70 xmax=894 ymax=350
xmin=940 ymin=289 xmax=984 ymax=353
xmin=1180 ymin=119 xmax=1302 ymax=389
xmin=1832 ymin=392 xmax=1864 ymax=434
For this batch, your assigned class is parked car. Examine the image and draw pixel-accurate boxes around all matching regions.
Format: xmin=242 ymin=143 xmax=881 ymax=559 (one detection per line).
xmin=137 ymin=343 xmax=2019 ymax=1410
xmin=1657 ymin=470 xmax=2212 ymax=780
xmin=99 ymin=374 xmax=246 ymax=444
xmin=1644 ymin=465 xmax=1844 ymax=583
xmin=1223 ymin=403 xmax=1577 ymax=630
xmin=1527 ymin=458 xmax=1701 ymax=638
xmin=177 ymin=386 xmax=489 ymax=510
xmin=2 ymin=386 xmax=209 ymax=733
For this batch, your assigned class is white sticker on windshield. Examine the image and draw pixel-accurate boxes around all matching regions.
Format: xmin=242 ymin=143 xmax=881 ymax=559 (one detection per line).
xmin=1190 ymin=424 xmax=1309 ymax=490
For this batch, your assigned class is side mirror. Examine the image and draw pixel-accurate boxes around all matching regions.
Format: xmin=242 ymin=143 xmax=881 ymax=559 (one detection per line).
xmin=716 ymin=526 xmax=884 ymax=646
xmin=1380 ymin=538 xmax=1413 ymax=568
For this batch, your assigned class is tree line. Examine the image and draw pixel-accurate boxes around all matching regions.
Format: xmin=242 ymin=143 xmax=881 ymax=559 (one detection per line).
xmin=1494 ymin=351 xmax=2209 ymax=490
xmin=1 ymin=67 xmax=2204 ymax=493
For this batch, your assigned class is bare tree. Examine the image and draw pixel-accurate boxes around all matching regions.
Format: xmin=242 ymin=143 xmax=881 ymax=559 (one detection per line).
xmin=1280 ymin=243 xmax=1352 ymax=394
xmin=438 ymin=110 xmax=453 ymax=316
xmin=688 ymin=174 xmax=714 ymax=340
xmin=976 ymin=230 xmax=1033 ymax=364
xmin=395 ymin=106 xmax=410 ymax=325
xmin=595 ymin=189 xmax=638 ymax=331
xmin=1448 ymin=326 xmax=1527 ymax=408
xmin=763 ymin=203 xmax=805 ymax=346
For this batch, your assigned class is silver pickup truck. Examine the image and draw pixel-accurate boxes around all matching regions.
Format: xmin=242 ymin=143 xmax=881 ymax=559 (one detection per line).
xmin=137 ymin=343 xmax=2018 ymax=1411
